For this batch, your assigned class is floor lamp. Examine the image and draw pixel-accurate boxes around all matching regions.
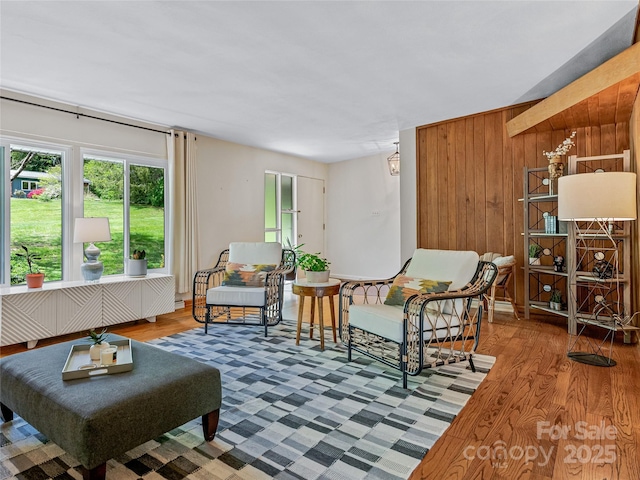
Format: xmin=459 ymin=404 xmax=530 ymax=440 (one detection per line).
xmin=558 ymin=171 xmax=638 ymax=366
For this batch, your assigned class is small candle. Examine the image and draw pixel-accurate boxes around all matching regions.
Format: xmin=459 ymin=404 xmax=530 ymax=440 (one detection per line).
xmin=100 ymin=347 xmax=118 ymax=365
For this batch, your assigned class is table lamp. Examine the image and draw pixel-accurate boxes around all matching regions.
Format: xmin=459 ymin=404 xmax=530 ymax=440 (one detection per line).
xmin=74 ymin=217 xmax=111 ymax=281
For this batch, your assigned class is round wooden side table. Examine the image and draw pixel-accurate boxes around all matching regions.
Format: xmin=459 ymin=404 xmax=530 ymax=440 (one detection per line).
xmin=292 ymin=278 xmax=341 ymax=350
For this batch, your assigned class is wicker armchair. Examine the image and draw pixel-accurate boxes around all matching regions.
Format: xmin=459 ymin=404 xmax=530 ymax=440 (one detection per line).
xmin=192 ymin=242 xmax=295 ymax=336
xmin=480 ymin=253 xmax=519 ymax=323
xmin=339 ymin=249 xmax=497 ymax=388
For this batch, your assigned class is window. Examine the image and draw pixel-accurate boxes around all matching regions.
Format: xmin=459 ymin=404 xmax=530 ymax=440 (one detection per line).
xmin=2 ymin=143 xmax=65 ymax=285
xmin=0 ymin=139 xmax=168 ymax=286
xmin=264 ymin=171 xmax=296 ymax=246
xmin=20 ymin=180 xmax=38 ymax=191
xmin=83 ymin=153 xmax=166 ymax=275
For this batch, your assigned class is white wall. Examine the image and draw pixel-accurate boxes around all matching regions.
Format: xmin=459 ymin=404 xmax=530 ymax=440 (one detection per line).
xmin=326 ymin=151 xmax=401 ymax=279
xmin=194 ymin=135 xmax=328 ymax=269
xmin=400 ymin=128 xmax=417 ymax=261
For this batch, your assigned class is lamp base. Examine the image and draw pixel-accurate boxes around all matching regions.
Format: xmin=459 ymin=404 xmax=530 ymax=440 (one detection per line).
xmin=81 ymin=261 xmax=104 ymax=282
xmin=567 ymin=352 xmax=616 ymax=367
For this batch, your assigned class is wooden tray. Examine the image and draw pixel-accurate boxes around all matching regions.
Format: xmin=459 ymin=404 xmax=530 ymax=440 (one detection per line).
xmin=62 ymin=339 xmax=133 ymax=380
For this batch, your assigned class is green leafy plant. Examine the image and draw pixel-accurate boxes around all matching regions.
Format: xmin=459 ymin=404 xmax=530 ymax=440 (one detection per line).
xmin=88 ymin=328 xmax=109 ymax=345
xmin=286 ymin=241 xmax=330 ymax=272
xmin=550 ymin=289 xmax=562 ymax=303
xmin=529 ymin=244 xmax=543 ymax=259
xmin=14 ymin=245 xmax=41 ymax=274
xmin=131 ymin=249 xmax=146 ymax=260
xmin=297 ymin=251 xmax=330 ymax=272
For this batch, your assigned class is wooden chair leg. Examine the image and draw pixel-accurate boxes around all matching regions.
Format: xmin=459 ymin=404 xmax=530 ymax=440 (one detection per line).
xmin=487 ymin=283 xmax=497 ymax=323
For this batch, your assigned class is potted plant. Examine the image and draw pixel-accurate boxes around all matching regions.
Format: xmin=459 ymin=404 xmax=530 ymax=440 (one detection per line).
xmin=549 ymin=289 xmax=563 ymax=311
xmin=15 ymin=245 xmax=44 ymax=288
xmin=88 ymin=328 xmax=110 ymax=360
xmin=529 ymin=244 xmax=543 ymax=265
xmin=127 ymin=249 xmax=147 ymax=277
xmin=288 ymin=244 xmax=329 ymax=283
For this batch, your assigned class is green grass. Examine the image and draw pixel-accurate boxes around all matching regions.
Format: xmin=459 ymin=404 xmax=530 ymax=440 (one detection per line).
xmin=10 ymin=198 xmax=164 ymax=284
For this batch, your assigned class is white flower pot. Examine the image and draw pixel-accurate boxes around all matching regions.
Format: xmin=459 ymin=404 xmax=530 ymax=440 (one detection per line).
xmin=305 ymin=270 xmax=330 ymax=283
xmin=89 ymin=342 xmax=110 ymax=361
xmin=529 ymin=257 xmax=541 ymax=265
xmin=127 ymin=259 xmax=147 ymax=277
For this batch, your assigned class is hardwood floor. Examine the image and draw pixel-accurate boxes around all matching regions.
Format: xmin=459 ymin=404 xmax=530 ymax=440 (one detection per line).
xmin=1 ymin=296 xmax=639 ymax=479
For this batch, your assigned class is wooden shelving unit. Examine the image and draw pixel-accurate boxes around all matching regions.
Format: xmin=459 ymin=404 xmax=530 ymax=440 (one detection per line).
xmin=522 ymin=167 xmax=569 ymax=321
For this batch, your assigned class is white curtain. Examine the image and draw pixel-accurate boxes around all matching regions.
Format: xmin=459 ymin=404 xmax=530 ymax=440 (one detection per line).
xmin=167 ymin=130 xmax=199 ymax=294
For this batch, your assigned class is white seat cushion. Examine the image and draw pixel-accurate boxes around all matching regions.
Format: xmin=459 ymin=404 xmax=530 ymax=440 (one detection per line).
xmin=349 ymin=304 xmax=461 ymax=343
xmin=206 ymin=286 xmax=266 ymax=307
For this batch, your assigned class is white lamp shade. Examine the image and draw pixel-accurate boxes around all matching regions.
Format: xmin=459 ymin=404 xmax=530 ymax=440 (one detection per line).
xmin=74 ymin=217 xmax=112 ymax=243
xmin=558 ymin=172 xmax=637 ymax=221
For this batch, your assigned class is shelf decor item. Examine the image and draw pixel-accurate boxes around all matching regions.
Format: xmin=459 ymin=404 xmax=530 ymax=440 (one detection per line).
xmin=549 ymin=289 xmax=563 ymax=311
xmin=543 ymin=131 xmax=576 ymax=194
xmin=558 ymin=170 xmax=638 ymax=366
xmin=543 ymin=131 xmax=576 ymax=178
xmin=74 ymin=217 xmax=112 ymax=282
xmin=528 ymin=244 xmax=543 ymax=265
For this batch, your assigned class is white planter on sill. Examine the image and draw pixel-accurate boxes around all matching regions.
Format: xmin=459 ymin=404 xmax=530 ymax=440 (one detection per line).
xmin=127 ymin=259 xmax=148 ymax=277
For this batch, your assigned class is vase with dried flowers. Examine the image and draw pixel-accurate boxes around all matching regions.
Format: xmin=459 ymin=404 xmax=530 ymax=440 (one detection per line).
xmin=543 ymin=131 xmax=576 ymax=193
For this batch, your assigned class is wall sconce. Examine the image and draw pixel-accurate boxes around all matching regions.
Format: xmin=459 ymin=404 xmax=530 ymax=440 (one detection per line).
xmin=74 ymin=217 xmax=111 ymax=282
xmin=387 ymin=142 xmax=400 ymax=176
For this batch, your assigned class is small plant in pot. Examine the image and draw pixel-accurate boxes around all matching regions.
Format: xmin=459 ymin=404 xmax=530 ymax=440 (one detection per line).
xmin=529 ymin=244 xmax=543 ymax=265
xmin=15 ymin=245 xmax=44 ymax=288
xmin=128 ymin=249 xmax=147 ymax=277
xmin=292 ymin=245 xmax=330 ymax=283
xmin=549 ymin=289 xmax=563 ymax=311
xmin=88 ymin=328 xmax=110 ymax=360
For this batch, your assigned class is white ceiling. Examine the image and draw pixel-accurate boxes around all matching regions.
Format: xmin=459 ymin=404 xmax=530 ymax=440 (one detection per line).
xmin=0 ymin=1 xmax=637 ymax=162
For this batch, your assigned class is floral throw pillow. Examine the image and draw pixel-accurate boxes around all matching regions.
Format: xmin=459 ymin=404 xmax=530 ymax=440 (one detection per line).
xmin=222 ymin=262 xmax=277 ymax=287
xmin=384 ymin=275 xmax=452 ymax=306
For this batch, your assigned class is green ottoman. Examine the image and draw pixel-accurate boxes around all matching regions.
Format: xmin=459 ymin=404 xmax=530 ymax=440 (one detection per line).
xmin=0 ymin=334 xmax=222 ymax=480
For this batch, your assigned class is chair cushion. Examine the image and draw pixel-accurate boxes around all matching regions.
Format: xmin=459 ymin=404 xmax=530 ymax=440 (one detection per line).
xmin=405 ymin=249 xmax=479 ymax=290
xmin=228 ymin=242 xmax=282 ymax=265
xmin=491 ymin=255 xmax=515 ymax=284
xmin=206 ymin=286 xmax=266 ymax=307
xmin=384 ymin=275 xmax=451 ymax=306
xmin=491 ymin=255 xmax=515 ymax=267
xmin=222 ymin=262 xmax=276 ymax=287
xmin=349 ymin=304 xmax=461 ymax=343
xmin=404 ymin=249 xmax=479 ymax=314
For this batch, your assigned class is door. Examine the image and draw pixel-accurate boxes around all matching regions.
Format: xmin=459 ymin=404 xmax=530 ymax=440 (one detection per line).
xmin=296 ymin=176 xmax=325 ymax=256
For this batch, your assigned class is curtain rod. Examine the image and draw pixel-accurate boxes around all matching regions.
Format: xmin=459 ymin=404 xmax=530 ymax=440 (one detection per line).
xmin=1 ymin=95 xmax=171 ymax=135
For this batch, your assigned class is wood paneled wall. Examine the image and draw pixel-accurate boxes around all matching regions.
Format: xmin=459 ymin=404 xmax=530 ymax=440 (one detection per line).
xmin=416 ymin=103 xmax=631 ymax=309
xmin=630 ymin=90 xmax=640 ymax=313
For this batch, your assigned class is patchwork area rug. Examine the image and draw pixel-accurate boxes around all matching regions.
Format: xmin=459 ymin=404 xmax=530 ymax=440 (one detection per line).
xmin=0 ymin=323 xmax=495 ymax=480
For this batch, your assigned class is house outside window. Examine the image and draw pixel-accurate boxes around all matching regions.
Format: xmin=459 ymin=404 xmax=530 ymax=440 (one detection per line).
xmin=1 ymin=142 xmax=66 ymax=284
